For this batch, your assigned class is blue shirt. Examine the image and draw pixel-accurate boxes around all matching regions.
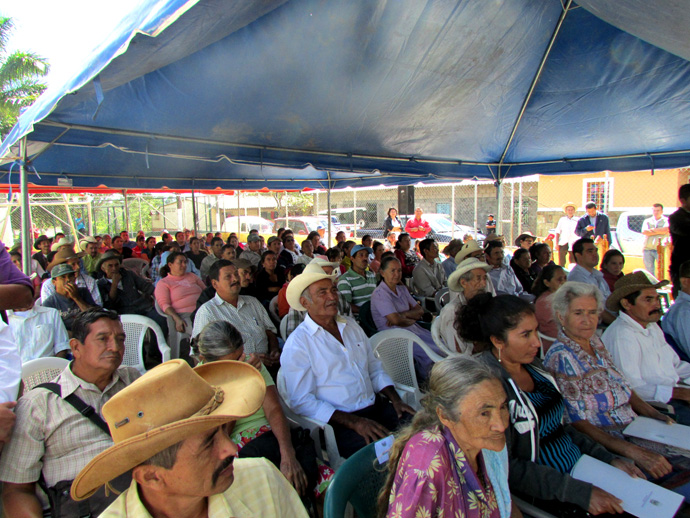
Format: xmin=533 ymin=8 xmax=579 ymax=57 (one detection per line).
xmin=567 ymin=264 xmax=611 ymax=299
xmin=662 ymin=291 xmax=690 ymax=359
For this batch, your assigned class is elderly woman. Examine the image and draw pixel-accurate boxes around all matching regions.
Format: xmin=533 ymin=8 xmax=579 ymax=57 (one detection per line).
xmin=196 ymin=320 xmax=333 ymax=498
xmin=600 ymin=249 xmax=625 ymax=292
xmin=393 ymin=233 xmax=418 ymax=278
xmin=461 ymin=294 xmax=636 ymax=516
xmin=154 ymin=251 xmax=206 ymax=333
xmin=544 ymin=282 xmax=676 ymax=480
xmin=380 ymin=356 xmax=514 ymax=518
xmin=371 ymin=255 xmax=444 ymax=378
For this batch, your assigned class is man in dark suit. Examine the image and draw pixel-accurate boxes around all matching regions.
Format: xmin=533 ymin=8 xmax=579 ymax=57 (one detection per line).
xmin=670 ymin=183 xmax=690 ymax=296
xmin=575 ymin=202 xmax=612 ymax=244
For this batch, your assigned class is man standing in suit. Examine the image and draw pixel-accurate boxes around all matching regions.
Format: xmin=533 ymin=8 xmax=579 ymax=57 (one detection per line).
xmin=575 ymin=201 xmax=611 ymax=244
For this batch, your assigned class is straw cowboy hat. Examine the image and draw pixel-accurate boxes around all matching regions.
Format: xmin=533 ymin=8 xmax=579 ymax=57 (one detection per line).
xmin=79 ymin=236 xmax=97 ymax=251
xmin=442 ymin=239 xmax=464 ymax=257
xmin=562 ymin=201 xmax=577 ymax=212
xmin=309 ymin=257 xmax=340 ymax=269
xmin=95 ymin=250 xmax=122 ymax=272
xmin=286 ymin=261 xmax=339 ymax=311
xmin=606 ymin=270 xmax=669 ymax=312
xmin=50 ymin=236 xmax=75 ymax=253
xmin=47 ymin=247 xmax=86 ymax=272
xmin=448 ymin=258 xmax=492 ymax=292
xmin=71 ymin=359 xmax=266 ymax=501
xmin=455 ymin=240 xmax=483 ymax=264
xmin=514 ymin=231 xmax=536 ymax=247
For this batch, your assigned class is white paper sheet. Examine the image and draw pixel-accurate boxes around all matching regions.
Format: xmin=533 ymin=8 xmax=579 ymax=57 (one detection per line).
xmin=623 ymin=416 xmax=690 ymax=451
xmin=374 ymin=435 xmax=394 ymax=464
xmin=570 ymin=455 xmax=683 ymax=518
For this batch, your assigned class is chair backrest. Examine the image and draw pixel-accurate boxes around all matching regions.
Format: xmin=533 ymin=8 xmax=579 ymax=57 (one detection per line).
xmin=268 ymin=296 xmax=280 ymax=326
xmin=21 ymin=357 xmax=70 ymax=393
xmin=357 ymin=301 xmax=378 ymax=337
xmin=434 ymin=287 xmax=450 ymax=311
xmin=120 ymin=314 xmax=171 ymax=373
xmin=279 ymin=315 xmax=289 ymax=341
xmin=153 ymin=299 xmax=188 ymax=359
xmin=370 ymin=329 xmax=420 ymax=392
xmin=122 ymin=258 xmax=148 ymax=276
xmin=431 ymin=316 xmax=455 ymax=357
xmin=537 ymin=331 xmax=555 ymax=359
xmin=323 ymin=441 xmax=388 ymax=518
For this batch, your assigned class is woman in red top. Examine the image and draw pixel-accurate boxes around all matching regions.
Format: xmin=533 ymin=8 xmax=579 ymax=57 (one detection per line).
xmin=600 ymin=249 xmax=625 ymax=293
xmin=393 ymin=233 xmax=418 ymax=278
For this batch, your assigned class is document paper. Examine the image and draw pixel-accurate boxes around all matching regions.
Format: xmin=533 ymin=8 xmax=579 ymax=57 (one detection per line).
xmin=623 ymin=416 xmax=690 ymax=451
xmin=570 ymin=455 xmax=683 ymax=518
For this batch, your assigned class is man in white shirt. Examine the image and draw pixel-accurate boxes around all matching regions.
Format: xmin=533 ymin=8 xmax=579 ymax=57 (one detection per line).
xmin=602 ymin=271 xmax=690 ymax=424
xmin=554 ymin=202 xmax=579 ymax=266
xmin=7 ymin=302 xmax=70 ymax=362
xmin=641 ymin=203 xmax=669 ymax=276
xmin=484 ymin=241 xmax=534 ymax=302
xmin=281 ymin=266 xmax=415 ymax=458
xmin=192 ymin=260 xmax=280 ymax=370
xmin=567 ymin=238 xmax=615 ymax=325
xmin=412 ymin=238 xmax=446 ymax=298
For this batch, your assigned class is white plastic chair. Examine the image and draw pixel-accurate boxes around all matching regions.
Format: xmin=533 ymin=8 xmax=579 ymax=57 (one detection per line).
xmin=122 ymin=258 xmax=148 ymax=277
xmin=279 ymin=315 xmax=289 ymax=341
xmin=431 ymin=316 xmax=457 ymax=357
xmin=537 ymin=331 xmax=555 ymax=359
xmin=154 ymin=299 xmax=190 ymax=360
xmin=434 ymin=287 xmax=450 ymax=311
xmin=21 ymin=357 xmax=70 ymax=393
xmin=276 ymin=369 xmax=345 ymax=470
xmin=370 ymin=329 xmax=444 ymax=409
xmin=120 ymin=314 xmax=171 ymax=374
xmin=268 ymin=296 xmax=280 ymax=326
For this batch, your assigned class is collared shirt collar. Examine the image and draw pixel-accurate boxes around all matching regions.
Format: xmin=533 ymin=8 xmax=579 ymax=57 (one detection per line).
xmin=302 ymin=312 xmax=347 ymax=337
xmin=616 ymin=311 xmax=653 ymax=334
xmin=212 ymin=293 xmax=245 ymax=309
xmin=60 ymin=362 xmax=123 ymax=398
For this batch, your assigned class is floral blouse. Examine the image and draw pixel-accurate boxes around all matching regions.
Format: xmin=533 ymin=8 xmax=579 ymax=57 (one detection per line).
xmin=543 ymin=330 xmax=637 ymax=429
xmin=386 ymin=426 xmax=511 ymax=518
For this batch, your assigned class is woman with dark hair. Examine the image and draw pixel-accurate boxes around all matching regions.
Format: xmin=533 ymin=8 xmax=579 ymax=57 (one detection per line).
xmin=196 ymin=320 xmax=333 ymax=499
xmin=529 ymin=242 xmax=555 ymax=276
xmin=278 ymin=233 xmax=299 ymax=270
xmin=460 ymin=294 xmax=637 ymax=516
xmin=510 ymin=248 xmax=536 ymax=294
xmin=369 ymin=241 xmax=384 ymax=274
xmin=383 ymin=207 xmax=403 ymax=237
xmin=256 ymin=250 xmax=285 ymax=304
xmin=380 ymin=356 xmax=514 ymax=518
xmin=154 ymin=251 xmax=205 ymax=333
xmin=532 ymin=264 xmax=567 ymax=351
xmin=141 ymin=236 xmax=157 ymax=261
xmin=393 ymin=233 xmax=418 ymax=279
xmin=600 ymin=249 xmax=625 ymax=292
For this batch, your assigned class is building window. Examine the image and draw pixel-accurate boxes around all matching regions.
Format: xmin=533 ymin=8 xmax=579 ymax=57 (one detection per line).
xmin=584 ymin=179 xmax=612 ymax=212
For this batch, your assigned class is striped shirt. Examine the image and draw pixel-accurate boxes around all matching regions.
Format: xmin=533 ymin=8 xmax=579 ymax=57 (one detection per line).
xmin=0 ymin=364 xmax=140 ymax=506
xmin=524 ymin=366 xmax=581 ymax=474
xmin=337 ymin=268 xmax=376 ymax=307
xmin=191 ymin=294 xmax=277 ymax=354
xmin=100 ymin=458 xmax=308 ymax=518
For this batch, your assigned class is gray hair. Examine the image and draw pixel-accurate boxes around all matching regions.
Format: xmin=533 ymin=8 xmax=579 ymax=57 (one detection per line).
xmin=139 ymin=440 xmax=184 ymax=469
xmin=197 ymin=321 xmax=244 ymax=362
xmin=300 ymin=286 xmax=312 ymax=304
xmin=551 ymin=281 xmax=604 ymax=321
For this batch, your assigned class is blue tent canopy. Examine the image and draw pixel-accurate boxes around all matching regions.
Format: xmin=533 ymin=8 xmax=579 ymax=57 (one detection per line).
xmin=3 ymin=0 xmax=690 ymax=190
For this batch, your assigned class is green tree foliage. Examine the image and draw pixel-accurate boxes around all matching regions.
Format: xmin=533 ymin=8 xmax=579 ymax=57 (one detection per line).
xmin=0 ymin=17 xmax=49 ymax=139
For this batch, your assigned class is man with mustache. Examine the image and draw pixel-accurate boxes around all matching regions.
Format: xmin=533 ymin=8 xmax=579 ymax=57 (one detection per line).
xmin=69 ymin=360 xmax=306 ymax=518
xmin=602 ymin=271 xmax=690 ymax=424
xmin=281 ymin=263 xmax=415 ymax=458
xmin=192 ymin=260 xmax=280 ymax=370
xmin=0 ymin=309 xmax=141 ymax=517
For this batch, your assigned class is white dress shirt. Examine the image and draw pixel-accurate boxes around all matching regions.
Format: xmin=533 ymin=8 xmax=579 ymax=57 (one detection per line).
xmin=602 ymin=312 xmax=690 ymax=402
xmin=280 ymin=313 xmax=393 ymax=423
xmin=0 ymin=321 xmax=20 ymax=403
xmin=555 ymin=215 xmax=579 ymax=247
xmin=437 ymin=293 xmax=473 ymax=355
xmin=7 ymin=306 xmax=70 ymax=362
xmin=487 ymin=265 xmax=534 ymax=302
xmin=41 ymin=272 xmax=103 ymax=306
xmin=192 ymin=294 xmax=277 ymax=354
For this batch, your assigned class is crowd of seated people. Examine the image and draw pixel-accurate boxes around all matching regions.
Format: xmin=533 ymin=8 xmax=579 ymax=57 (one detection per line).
xmin=5 ymin=194 xmax=690 ymax=518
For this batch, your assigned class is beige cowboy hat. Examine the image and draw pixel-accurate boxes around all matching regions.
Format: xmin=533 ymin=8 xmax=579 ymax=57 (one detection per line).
xmin=442 ymin=238 xmax=464 ymax=257
xmin=286 ymin=261 xmax=338 ymax=311
xmin=455 ymin=240 xmax=484 ymax=264
xmin=71 ymin=359 xmax=266 ymax=501
xmin=47 ymin=247 xmax=86 ymax=272
xmin=50 ymin=236 xmax=75 ymax=252
xmin=605 ymin=270 xmax=669 ymax=312
xmin=309 ymin=257 xmax=340 ymax=269
xmin=562 ymin=201 xmax=577 ymax=212
xmin=448 ymin=258 xmax=492 ymax=292
xmin=79 ymin=236 xmax=97 ymax=251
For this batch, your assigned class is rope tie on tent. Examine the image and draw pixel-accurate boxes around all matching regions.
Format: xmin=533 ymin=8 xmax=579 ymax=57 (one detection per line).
xmin=6 ymin=161 xmax=41 ymax=201
xmin=145 ymin=142 xmax=150 ymax=169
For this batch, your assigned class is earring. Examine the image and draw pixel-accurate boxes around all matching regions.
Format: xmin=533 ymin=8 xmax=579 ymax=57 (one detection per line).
xmin=498 ymin=348 xmax=502 ymax=363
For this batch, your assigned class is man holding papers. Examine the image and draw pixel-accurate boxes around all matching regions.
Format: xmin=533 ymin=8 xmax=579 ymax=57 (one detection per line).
xmin=602 ymin=272 xmax=690 ymax=424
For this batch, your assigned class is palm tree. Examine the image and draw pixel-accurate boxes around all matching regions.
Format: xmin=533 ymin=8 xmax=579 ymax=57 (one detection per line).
xmin=0 ymin=17 xmax=49 ymax=139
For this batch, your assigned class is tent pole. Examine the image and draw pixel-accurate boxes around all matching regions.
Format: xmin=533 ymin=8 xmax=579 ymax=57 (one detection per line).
xmin=353 ymin=188 xmax=357 ymax=239
xmin=138 ymin=195 xmax=143 ymax=231
xmin=510 ymin=181 xmax=515 ymax=246
xmin=473 ymin=181 xmax=478 ymax=240
xmin=495 ymin=180 xmax=503 ymax=237
xmin=123 ymin=190 xmax=130 ymax=233
xmin=63 ymin=193 xmax=78 ymax=239
xmin=285 ymin=191 xmax=289 ymax=227
xmin=518 ymin=181 xmax=523 ymax=234
xmin=215 ymin=195 xmax=221 ymax=231
xmin=191 ymin=187 xmax=198 ymax=237
xmin=87 ymin=196 xmax=94 ymax=236
xmin=327 ymin=173 xmax=332 ymax=246
xmin=19 ymin=137 xmax=31 ymax=274
xmin=237 ymin=191 xmax=241 ymax=236
xmin=451 ymin=184 xmax=456 ymax=240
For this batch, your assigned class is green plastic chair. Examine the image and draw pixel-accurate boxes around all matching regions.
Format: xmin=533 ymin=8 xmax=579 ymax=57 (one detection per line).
xmin=323 ymin=442 xmax=389 ymax=518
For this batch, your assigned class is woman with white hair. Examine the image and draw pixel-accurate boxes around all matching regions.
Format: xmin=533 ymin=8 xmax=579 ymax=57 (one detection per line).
xmin=544 ymin=281 xmax=678 ymax=480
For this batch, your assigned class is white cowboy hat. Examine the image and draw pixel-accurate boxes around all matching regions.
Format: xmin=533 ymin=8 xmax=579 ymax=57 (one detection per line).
xmin=454 ymin=240 xmax=483 ymax=264
xmin=448 ymin=258 xmax=492 ymax=292
xmin=286 ymin=261 xmax=339 ymax=311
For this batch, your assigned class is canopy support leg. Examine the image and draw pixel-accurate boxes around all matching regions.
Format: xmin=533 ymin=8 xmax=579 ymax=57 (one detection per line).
xmin=191 ymin=187 xmax=198 ymax=238
xmin=19 ymin=137 xmax=31 ymax=275
xmin=123 ymin=190 xmax=130 ymax=233
xmin=495 ymin=180 xmax=503 ymax=237
xmin=451 ymin=184 xmax=456 ymax=240
xmin=327 ymin=173 xmax=332 ymax=246
xmin=474 ymin=181 xmax=478 ymax=240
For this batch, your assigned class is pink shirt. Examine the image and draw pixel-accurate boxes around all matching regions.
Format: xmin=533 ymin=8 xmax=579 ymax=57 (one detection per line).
xmin=404 ymin=217 xmax=431 ymax=239
xmin=154 ymin=272 xmax=205 ymax=314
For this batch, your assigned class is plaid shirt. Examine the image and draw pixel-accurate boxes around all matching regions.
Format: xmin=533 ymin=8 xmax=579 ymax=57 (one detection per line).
xmin=150 ymin=255 xmax=162 ymax=284
xmin=100 ymin=458 xmax=308 ymax=518
xmin=0 ymin=364 xmax=140 ymax=506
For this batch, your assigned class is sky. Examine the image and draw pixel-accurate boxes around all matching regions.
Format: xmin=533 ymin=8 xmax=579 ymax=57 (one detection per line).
xmin=1 ymin=0 xmax=144 ymax=87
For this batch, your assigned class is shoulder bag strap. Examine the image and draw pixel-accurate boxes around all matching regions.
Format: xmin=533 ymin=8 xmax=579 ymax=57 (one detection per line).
xmin=36 ymin=383 xmax=111 ymax=437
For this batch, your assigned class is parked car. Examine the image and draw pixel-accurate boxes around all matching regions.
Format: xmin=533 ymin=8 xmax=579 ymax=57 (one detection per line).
xmin=614 ymin=209 xmax=672 ymax=257
xmin=357 ymin=213 xmax=485 ymax=244
xmin=220 ymin=216 xmax=274 ymax=243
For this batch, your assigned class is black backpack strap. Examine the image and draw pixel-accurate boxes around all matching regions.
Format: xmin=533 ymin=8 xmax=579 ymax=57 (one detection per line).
xmin=36 ymin=383 xmax=111 ymax=437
